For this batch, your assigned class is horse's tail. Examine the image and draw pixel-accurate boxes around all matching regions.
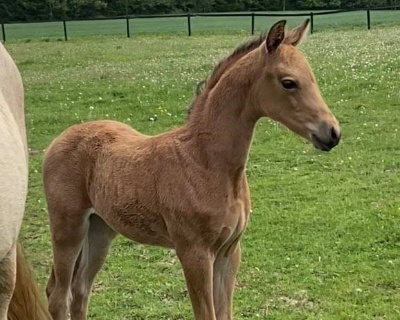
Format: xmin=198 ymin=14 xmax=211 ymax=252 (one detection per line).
xmin=7 ymin=243 xmax=52 ymax=320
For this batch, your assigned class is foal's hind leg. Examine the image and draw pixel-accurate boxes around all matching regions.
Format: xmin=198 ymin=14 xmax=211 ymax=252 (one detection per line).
xmin=0 ymin=244 xmax=16 ymax=320
xmin=70 ymin=214 xmax=116 ymax=320
xmin=47 ymin=205 xmax=91 ymax=320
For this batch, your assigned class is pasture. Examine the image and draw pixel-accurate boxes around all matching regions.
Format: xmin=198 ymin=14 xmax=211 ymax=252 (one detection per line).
xmin=2 ymin=10 xmax=400 ymax=41
xmin=6 ymin=23 xmax=400 ymax=319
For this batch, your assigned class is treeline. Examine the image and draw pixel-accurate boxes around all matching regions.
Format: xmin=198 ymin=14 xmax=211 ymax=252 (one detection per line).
xmin=1 ymin=0 xmax=398 ymax=22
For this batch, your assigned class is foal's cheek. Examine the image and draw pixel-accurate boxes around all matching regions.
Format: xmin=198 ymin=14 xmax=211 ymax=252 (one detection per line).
xmin=260 ymin=85 xmax=279 ymax=108
xmin=287 ymin=94 xmax=302 ymax=112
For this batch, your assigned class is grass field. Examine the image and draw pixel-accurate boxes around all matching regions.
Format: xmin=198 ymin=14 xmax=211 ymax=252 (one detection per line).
xmin=6 ymin=23 xmax=400 ymax=319
xmin=2 ymin=10 xmax=400 ymax=41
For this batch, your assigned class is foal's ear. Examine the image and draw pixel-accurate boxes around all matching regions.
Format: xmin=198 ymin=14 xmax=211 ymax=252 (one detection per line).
xmin=284 ymin=19 xmax=310 ymax=47
xmin=265 ymin=20 xmax=287 ymax=53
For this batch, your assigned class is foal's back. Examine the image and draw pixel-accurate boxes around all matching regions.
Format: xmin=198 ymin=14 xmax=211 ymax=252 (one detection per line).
xmin=43 ymin=120 xmax=149 ymax=215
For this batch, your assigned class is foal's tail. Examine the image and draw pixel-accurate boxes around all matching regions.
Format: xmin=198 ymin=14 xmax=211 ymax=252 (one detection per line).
xmin=7 ymin=243 xmax=52 ymax=320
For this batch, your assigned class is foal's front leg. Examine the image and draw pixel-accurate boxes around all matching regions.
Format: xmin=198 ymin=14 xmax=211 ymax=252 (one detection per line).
xmin=177 ymin=247 xmax=216 ymax=320
xmin=213 ymin=243 xmax=241 ymax=320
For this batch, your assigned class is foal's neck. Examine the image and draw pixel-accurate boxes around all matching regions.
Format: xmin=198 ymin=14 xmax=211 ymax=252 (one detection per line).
xmin=185 ymin=52 xmax=261 ymax=177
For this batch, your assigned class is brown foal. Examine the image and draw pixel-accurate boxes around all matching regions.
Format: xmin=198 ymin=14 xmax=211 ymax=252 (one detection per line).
xmin=43 ymin=20 xmax=341 ymax=320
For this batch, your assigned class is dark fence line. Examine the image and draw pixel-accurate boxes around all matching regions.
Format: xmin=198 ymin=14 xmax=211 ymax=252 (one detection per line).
xmin=1 ymin=4 xmax=399 ymax=42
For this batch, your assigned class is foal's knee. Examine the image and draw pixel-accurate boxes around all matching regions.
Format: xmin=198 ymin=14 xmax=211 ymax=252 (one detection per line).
xmin=46 ymin=267 xmax=55 ymax=300
xmin=48 ymin=287 xmax=71 ymax=320
xmin=70 ymin=283 xmax=91 ymax=320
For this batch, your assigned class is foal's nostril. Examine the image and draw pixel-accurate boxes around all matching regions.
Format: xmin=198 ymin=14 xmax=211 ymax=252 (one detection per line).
xmin=330 ymin=127 xmax=341 ymax=145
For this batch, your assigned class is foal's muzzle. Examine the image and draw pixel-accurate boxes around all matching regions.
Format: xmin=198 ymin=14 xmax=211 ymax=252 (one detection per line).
xmin=311 ymin=124 xmax=341 ymax=152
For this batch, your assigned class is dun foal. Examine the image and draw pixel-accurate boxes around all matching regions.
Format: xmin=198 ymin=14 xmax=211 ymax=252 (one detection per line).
xmin=43 ymin=20 xmax=341 ymax=320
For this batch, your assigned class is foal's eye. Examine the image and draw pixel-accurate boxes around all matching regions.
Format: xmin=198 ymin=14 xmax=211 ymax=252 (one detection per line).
xmin=281 ymin=79 xmax=298 ymax=90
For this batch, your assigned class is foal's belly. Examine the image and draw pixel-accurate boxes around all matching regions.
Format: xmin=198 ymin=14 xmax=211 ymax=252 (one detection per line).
xmin=96 ymin=207 xmax=174 ymax=249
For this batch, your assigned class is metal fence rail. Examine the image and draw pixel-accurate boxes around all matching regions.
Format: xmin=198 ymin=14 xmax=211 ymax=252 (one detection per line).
xmin=1 ymin=5 xmax=399 ymax=42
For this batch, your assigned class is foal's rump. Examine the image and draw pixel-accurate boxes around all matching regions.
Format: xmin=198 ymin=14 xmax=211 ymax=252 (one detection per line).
xmin=43 ymin=119 xmax=174 ymax=248
xmin=43 ymin=119 xmax=147 ymax=206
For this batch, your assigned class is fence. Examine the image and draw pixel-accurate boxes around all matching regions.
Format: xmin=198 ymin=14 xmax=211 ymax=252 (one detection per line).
xmin=1 ymin=5 xmax=399 ymax=42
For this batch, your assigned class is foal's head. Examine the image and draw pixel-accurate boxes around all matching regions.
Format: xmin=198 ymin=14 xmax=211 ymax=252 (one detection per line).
xmin=254 ymin=20 xmax=341 ymax=151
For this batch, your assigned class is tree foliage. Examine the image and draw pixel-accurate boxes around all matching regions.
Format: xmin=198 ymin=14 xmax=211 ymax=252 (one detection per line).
xmin=0 ymin=0 xmax=397 ymax=22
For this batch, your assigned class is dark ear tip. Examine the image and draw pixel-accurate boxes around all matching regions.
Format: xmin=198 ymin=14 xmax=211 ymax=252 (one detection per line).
xmin=277 ymin=19 xmax=287 ymax=26
xmin=270 ymin=20 xmax=286 ymax=29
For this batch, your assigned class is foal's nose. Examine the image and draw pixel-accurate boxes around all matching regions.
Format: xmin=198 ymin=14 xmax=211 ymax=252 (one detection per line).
xmin=330 ymin=126 xmax=341 ymax=146
xmin=311 ymin=122 xmax=341 ymax=152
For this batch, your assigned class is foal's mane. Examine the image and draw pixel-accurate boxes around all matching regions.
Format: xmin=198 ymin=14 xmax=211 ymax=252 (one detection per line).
xmin=187 ymin=32 xmax=267 ymax=116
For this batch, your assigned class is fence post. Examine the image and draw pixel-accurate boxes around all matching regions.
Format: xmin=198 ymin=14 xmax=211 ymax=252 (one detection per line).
xmin=126 ymin=16 xmax=130 ymax=38
xmin=251 ymin=12 xmax=255 ymax=35
xmin=187 ymin=13 xmax=192 ymax=36
xmin=367 ymin=6 xmax=371 ymax=30
xmin=310 ymin=12 xmax=314 ymax=34
xmin=63 ymin=20 xmax=68 ymax=41
xmin=1 ymin=23 xmax=5 ymax=43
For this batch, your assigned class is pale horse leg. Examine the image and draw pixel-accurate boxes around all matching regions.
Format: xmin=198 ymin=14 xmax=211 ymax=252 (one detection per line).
xmin=0 ymin=244 xmax=17 ymax=320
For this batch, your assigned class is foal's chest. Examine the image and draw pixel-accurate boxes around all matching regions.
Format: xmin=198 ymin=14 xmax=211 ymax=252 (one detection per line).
xmin=212 ymin=198 xmax=249 ymax=255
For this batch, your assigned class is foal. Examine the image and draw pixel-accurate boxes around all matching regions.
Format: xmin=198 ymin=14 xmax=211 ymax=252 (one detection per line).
xmin=43 ymin=20 xmax=341 ymax=320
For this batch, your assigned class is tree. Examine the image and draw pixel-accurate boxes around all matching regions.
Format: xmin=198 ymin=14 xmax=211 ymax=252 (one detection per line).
xmin=0 ymin=0 xmax=393 ymax=22
xmin=0 ymin=0 xmax=18 ymax=22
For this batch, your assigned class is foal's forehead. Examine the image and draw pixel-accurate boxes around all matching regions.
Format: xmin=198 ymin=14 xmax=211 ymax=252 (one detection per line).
xmin=279 ymin=45 xmax=308 ymax=65
xmin=273 ymin=44 xmax=313 ymax=75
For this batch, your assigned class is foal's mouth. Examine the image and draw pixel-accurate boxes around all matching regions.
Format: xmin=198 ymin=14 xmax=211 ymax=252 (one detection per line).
xmin=311 ymin=134 xmax=339 ymax=152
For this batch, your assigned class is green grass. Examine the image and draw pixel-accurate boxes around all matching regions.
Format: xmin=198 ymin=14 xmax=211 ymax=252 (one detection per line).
xmin=2 ymin=10 xmax=400 ymax=41
xmin=6 ymin=25 xmax=400 ymax=319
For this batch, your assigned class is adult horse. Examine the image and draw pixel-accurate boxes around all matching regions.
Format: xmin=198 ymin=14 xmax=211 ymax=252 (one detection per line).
xmin=43 ymin=20 xmax=341 ymax=320
xmin=0 ymin=43 xmax=51 ymax=319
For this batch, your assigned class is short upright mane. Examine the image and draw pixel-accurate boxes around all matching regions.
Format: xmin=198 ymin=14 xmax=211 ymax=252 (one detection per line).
xmin=187 ymin=32 xmax=266 ymax=116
